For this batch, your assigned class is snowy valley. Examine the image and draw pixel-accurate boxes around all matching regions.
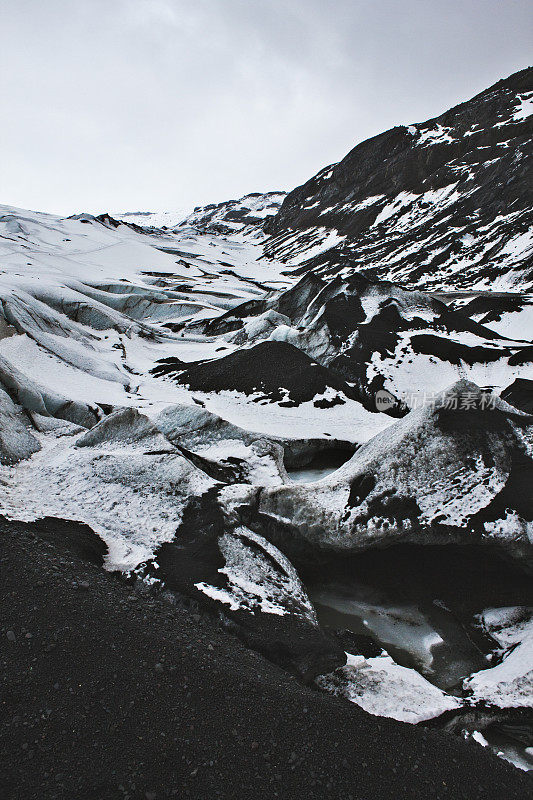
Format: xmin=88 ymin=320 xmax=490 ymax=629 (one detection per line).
xmin=1 ymin=67 xmax=533 ymax=783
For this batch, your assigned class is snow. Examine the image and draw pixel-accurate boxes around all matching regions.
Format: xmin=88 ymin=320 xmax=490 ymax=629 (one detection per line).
xmin=416 ymin=124 xmax=455 ymax=146
xmin=472 ymin=731 xmax=489 ymax=747
xmin=317 ymin=652 xmax=460 ymax=723
xmin=1 ymin=188 xmax=532 ymax=751
xmin=113 ymin=209 xmax=192 ymax=228
xmin=0 ymin=202 xmax=299 ymax=424
xmin=497 ymin=229 xmax=533 ymax=261
xmin=509 ymin=91 xmax=533 ymax=123
xmin=172 ymin=388 xmax=392 ymax=444
xmin=351 ymin=195 xmax=385 ymax=211
xmin=288 ymin=228 xmax=346 ymax=265
xmin=475 ymin=302 xmax=533 ymax=341
xmin=0 ymin=333 xmax=130 ymax=407
xmin=371 ymin=192 xmax=419 ymax=227
xmin=196 ymin=526 xmax=317 ymax=619
xmin=372 ymin=184 xmax=460 ymax=236
xmin=366 ymin=327 xmax=532 ymax=405
xmin=178 ymin=192 xmax=286 ymax=232
xmin=0 ymin=418 xmax=216 ymax=571
xmin=464 ymin=607 xmax=533 ymax=709
xmin=262 ymin=101 xmax=532 ymax=294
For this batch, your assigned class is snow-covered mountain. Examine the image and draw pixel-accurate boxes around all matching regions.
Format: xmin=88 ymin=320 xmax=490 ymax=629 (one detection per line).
xmin=113 ymin=209 xmax=193 ymax=229
xmin=178 ymin=191 xmax=286 ymax=236
xmin=113 ymin=191 xmax=286 ymax=236
xmin=264 ymin=67 xmax=533 ymax=293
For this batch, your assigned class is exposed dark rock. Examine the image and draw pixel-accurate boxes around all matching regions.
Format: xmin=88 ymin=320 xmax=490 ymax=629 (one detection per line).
xmin=154 ymin=340 xmax=354 ymax=405
xmin=263 ymin=68 xmax=533 ymax=292
xmin=330 ymin=629 xmax=383 ymax=658
xmin=501 ymin=378 xmax=533 ymax=413
xmin=0 ymin=516 xmax=108 ymax=566
xmin=3 ymin=518 xmax=531 ymax=800
xmin=185 ymin=272 xmax=533 ymax=414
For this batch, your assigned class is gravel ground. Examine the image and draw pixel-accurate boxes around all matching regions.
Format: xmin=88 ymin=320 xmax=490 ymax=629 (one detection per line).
xmin=1 ymin=517 xmax=531 ymax=800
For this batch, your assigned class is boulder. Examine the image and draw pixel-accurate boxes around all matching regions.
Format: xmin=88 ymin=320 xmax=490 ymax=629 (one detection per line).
xmin=246 ymin=381 xmax=533 ymax=568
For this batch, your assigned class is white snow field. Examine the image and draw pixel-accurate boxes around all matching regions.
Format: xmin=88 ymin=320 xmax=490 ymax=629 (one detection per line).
xmin=0 ymin=202 xmax=286 ymax=410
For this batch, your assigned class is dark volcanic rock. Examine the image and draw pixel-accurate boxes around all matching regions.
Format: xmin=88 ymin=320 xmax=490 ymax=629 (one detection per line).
xmin=154 ymin=340 xmax=354 ymax=406
xmin=501 ymin=378 xmax=533 ymax=413
xmin=187 ymin=272 xmax=532 ymax=413
xmin=264 ymin=67 xmax=533 ymax=291
xmin=0 ymin=516 xmax=108 ymax=566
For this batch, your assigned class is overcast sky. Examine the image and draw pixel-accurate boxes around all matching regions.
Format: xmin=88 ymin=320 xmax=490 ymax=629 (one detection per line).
xmin=1 ymin=0 xmax=531 ymax=216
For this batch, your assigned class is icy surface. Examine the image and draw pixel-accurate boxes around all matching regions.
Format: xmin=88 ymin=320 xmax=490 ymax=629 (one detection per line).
xmin=196 ymin=526 xmax=317 ymax=619
xmin=257 ymin=381 xmax=533 ymax=563
xmin=0 ymin=412 xmax=215 ymax=570
xmin=0 ymin=202 xmax=297 ymax=420
xmin=0 ymin=387 xmax=41 ymax=465
xmin=317 ymin=652 xmax=460 ymax=723
xmin=464 ymin=607 xmax=533 ymax=708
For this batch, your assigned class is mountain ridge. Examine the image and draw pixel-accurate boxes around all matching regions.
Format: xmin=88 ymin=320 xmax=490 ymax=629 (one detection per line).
xmin=263 ymin=66 xmax=533 ymax=292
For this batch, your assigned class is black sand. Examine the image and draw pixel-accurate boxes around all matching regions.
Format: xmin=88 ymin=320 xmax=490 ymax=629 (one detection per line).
xmin=1 ymin=517 xmax=531 ymax=800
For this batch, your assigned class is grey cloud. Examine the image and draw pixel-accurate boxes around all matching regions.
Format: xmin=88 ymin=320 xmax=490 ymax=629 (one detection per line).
xmin=1 ymin=0 xmax=531 ymax=214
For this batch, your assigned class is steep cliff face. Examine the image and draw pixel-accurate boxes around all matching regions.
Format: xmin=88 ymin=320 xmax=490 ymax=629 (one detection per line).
xmin=264 ymin=68 xmax=533 ymax=291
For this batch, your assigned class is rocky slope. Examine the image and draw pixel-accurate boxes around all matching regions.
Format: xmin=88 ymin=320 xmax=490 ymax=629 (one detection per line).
xmin=115 ymin=190 xmax=286 ymax=238
xmin=263 ymin=67 xmax=533 ymax=292
xmin=4 ymin=518 xmax=532 ymax=800
xmin=190 ymin=272 xmax=533 ymax=412
xmin=178 ymin=191 xmax=286 ymax=237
